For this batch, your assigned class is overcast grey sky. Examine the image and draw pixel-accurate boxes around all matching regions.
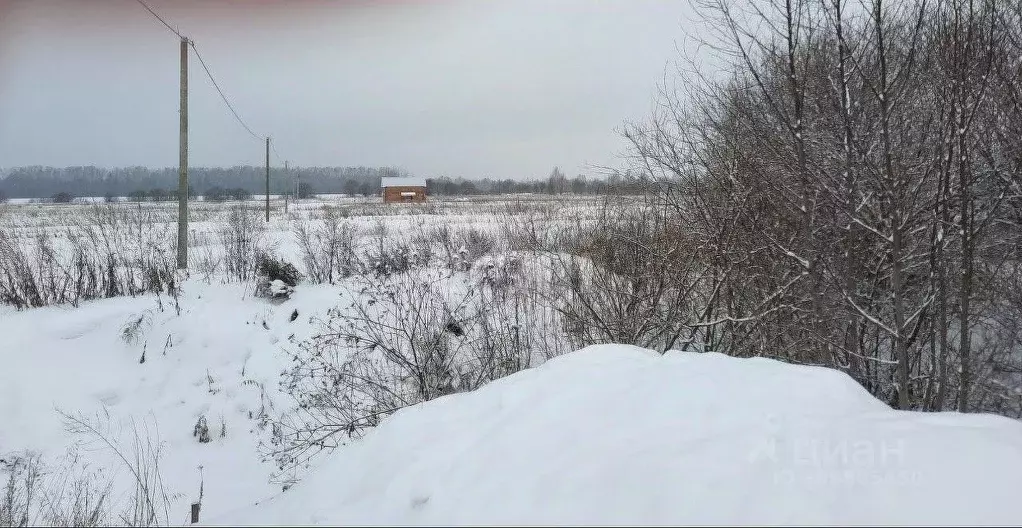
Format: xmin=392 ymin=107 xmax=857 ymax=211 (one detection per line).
xmin=0 ymin=0 xmax=697 ymax=180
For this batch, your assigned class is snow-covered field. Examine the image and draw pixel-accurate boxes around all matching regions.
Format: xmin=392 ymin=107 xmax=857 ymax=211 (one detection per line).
xmin=2 ymin=195 xmax=1022 ymax=526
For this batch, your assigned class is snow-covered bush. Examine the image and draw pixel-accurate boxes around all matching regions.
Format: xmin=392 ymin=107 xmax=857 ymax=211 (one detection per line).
xmin=266 ymin=266 xmax=569 ymax=479
xmin=0 ymin=452 xmax=112 ymax=527
xmin=546 ymin=202 xmax=702 ymax=353
xmin=0 ymin=204 xmax=176 ymax=310
xmin=60 ymin=411 xmax=172 ymax=527
xmin=1 ymin=452 xmax=41 ymax=527
xmin=0 ymin=421 xmax=166 ymax=528
xmin=254 ymin=279 xmax=295 ymax=303
xmin=120 ymin=311 xmax=154 ymax=346
xmin=434 ymin=226 xmax=498 ymax=269
xmin=471 ymin=254 xmax=523 ymax=292
xmin=217 ymin=204 xmax=265 ymax=283
xmin=365 ymin=241 xmax=427 ymax=278
xmin=292 ymin=208 xmax=359 ymax=284
xmin=193 ymin=416 xmax=211 ymax=444
xmin=253 ymin=253 xmax=302 ymax=302
xmin=255 ymin=253 xmax=303 ymax=288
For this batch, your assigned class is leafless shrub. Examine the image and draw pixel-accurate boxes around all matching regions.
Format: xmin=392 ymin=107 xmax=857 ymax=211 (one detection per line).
xmin=36 ymin=459 xmax=112 ymax=527
xmin=1 ymin=449 xmax=115 ymax=528
xmin=60 ymin=411 xmax=172 ymax=528
xmin=363 ymin=236 xmax=430 ymax=278
xmin=192 ymin=416 xmax=211 ymax=444
xmin=217 ymin=204 xmax=265 ymax=283
xmin=0 ymin=204 xmax=176 ymax=309
xmin=191 ymin=245 xmax=222 ymax=284
xmin=266 ymin=266 xmax=568 ymax=480
xmin=427 ymin=225 xmax=499 ymax=270
xmin=497 ymin=204 xmax=557 ymax=252
xmin=544 ymin=202 xmax=704 ymax=352
xmin=120 ymin=311 xmax=154 ymax=347
xmin=292 ymin=207 xmax=359 ymax=284
xmin=1 ymin=453 xmax=41 ymax=527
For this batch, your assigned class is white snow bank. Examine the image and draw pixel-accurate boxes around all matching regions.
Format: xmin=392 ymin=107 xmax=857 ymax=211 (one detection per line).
xmin=0 ymin=281 xmax=348 ymax=521
xmin=216 ymin=344 xmax=1022 ymax=526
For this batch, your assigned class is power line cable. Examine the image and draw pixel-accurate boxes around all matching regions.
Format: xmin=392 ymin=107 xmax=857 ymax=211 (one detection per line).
xmin=134 ymin=0 xmax=277 ymax=151
xmin=134 ymin=0 xmax=290 ymax=229
xmin=133 ymin=0 xmax=183 ymax=39
xmin=189 ymin=41 xmax=265 ymax=142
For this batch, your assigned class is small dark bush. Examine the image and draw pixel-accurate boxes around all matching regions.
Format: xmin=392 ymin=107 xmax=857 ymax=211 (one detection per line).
xmin=205 ymin=186 xmax=228 ymax=202
xmin=147 ymin=188 xmax=171 ymax=202
xmin=52 ymin=191 xmax=74 ymax=204
xmin=228 ymin=188 xmax=253 ymax=201
xmin=194 ymin=415 xmax=211 ymax=444
xmin=254 ymin=253 xmax=302 ymax=302
xmin=297 ymin=182 xmax=316 ymax=199
xmin=256 ymin=253 xmax=303 ymax=287
xmin=128 ymin=189 xmax=148 ymax=202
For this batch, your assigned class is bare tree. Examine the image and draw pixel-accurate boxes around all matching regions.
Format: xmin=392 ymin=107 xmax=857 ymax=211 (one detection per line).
xmin=626 ymin=0 xmax=1021 ymax=412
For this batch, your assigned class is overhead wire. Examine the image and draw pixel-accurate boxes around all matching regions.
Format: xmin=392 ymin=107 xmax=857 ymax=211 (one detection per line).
xmin=134 ymin=0 xmax=183 ymax=39
xmin=133 ymin=0 xmax=289 ymax=166
xmin=188 ymin=41 xmax=266 ymax=142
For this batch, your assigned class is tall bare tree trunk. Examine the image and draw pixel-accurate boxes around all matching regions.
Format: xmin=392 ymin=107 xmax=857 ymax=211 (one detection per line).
xmin=831 ymin=0 xmax=863 ymax=379
xmin=871 ymin=0 xmax=910 ymax=409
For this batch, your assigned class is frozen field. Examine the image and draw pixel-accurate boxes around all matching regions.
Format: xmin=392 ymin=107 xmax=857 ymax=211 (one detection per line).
xmin=0 ymin=194 xmax=607 ymax=523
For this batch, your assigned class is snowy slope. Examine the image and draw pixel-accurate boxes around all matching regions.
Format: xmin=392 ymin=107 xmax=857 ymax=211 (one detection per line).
xmin=6 ymin=282 xmax=1022 ymax=526
xmin=0 ymin=281 xmax=347 ymax=523
xmin=214 ymin=344 xmax=1022 ymax=526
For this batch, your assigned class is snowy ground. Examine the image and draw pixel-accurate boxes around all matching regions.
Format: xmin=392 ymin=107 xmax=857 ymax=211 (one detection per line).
xmin=217 ymin=345 xmax=1022 ymax=526
xmin=0 ymin=195 xmax=596 ymax=524
xmin=3 ymin=195 xmax=1022 ymax=525
xmin=0 ymin=280 xmax=345 ymax=523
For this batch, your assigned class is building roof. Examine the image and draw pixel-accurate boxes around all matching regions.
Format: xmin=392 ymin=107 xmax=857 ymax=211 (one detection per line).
xmin=380 ymin=176 xmax=427 ymax=188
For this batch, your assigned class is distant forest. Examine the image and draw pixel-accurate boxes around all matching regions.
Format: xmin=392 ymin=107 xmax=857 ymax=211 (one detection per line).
xmin=0 ymin=165 xmax=640 ymax=201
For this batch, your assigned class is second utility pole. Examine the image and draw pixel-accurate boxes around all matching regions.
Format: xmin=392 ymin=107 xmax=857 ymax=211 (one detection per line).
xmin=265 ymin=137 xmax=270 ymax=222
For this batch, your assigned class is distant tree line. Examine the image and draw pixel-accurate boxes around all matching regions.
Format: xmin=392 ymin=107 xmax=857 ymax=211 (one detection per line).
xmin=122 ymin=186 xmax=197 ymax=202
xmin=425 ymin=167 xmax=645 ymax=196
xmin=193 ymin=187 xmax=249 ymax=202
xmin=0 ymin=166 xmax=409 ymax=200
xmin=0 ymin=165 xmax=641 ymax=200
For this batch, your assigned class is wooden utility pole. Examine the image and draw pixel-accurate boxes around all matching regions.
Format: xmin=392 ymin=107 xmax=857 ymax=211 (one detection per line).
xmin=284 ymin=160 xmax=290 ymax=214
xmin=265 ymin=137 xmax=270 ymax=222
xmin=177 ymin=36 xmax=189 ymax=270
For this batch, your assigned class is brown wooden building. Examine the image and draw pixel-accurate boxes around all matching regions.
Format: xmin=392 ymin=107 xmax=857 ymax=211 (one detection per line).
xmin=380 ymin=176 xmax=427 ymax=203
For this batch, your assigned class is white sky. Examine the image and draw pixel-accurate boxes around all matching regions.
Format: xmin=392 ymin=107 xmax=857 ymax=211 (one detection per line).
xmin=0 ymin=0 xmax=701 ymax=180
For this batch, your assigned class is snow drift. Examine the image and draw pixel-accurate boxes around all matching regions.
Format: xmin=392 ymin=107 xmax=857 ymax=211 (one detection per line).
xmin=0 ymin=282 xmax=348 ymax=522
xmin=217 ymin=344 xmax=1022 ymax=526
